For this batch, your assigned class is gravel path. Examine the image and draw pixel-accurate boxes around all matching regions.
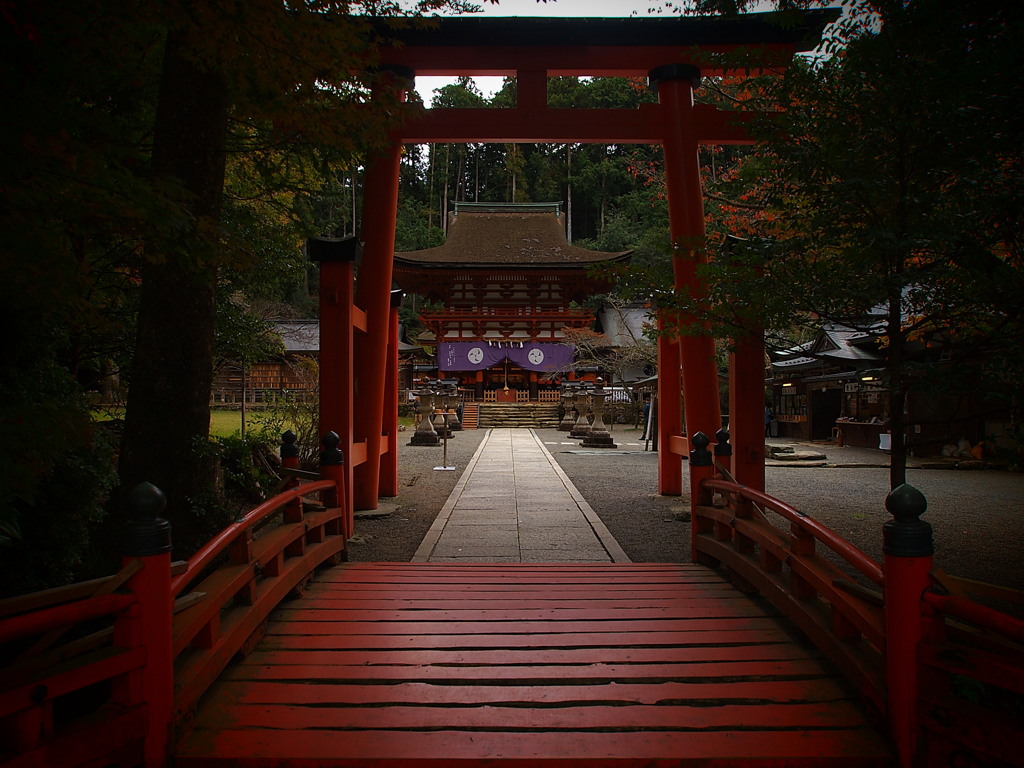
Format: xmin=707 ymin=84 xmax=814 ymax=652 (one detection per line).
xmin=348 ymin=426 xmax=1024 ymax=591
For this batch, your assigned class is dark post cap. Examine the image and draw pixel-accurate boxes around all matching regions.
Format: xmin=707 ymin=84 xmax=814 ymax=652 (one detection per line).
xmin=714 ymin=427 xmax=732 ymax=457
xmin=690 ymin=431 xmax=713 ymax=467
xmin=321 ymin=431 xmax=344 ymax=466
xmin=124 ymin=482 xmax=172 ymax=557
xmin=648 ymin=63 xmax=702 ymax=93
xmin=307 ymin=235 xmax=360 ymax=263
xmin=883 ymin=483 xmax=933 ymax=557
xmin=281 ymin=430 xmax=299 ymax=459
xmin=370 ymin=63 xmax=416 ymax=90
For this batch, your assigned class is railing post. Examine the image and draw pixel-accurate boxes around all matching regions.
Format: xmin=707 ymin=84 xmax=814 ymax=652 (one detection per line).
xmin=320 ymin=430 xmax=348 ymax=539
xmin=708 ymin=430 xmax=730 ymax=540
xmin=883 ymin=483 xmax=933 ymax=768
xmin=689 ymin=431 xmax=714 ymax=564
xmin=280 ymin=430 xmax=303 ymax=524
xmin=115 ymin=482 xmax=173 ymax=768
xmin=713 ymin=427 xmax=732 ymax=465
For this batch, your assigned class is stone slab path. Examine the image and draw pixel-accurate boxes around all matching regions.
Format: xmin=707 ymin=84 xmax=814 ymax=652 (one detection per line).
xmin=413 ymin=428 xmax=630 ymax=563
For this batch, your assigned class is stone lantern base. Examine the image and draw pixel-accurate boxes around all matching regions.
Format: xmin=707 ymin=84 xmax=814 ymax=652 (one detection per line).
xmin=408 ymin=432 xmax=440 ymax=446
xmin=581 ymin=429 xmax=617 ymax=449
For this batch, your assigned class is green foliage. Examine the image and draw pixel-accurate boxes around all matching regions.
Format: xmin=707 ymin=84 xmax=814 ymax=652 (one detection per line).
xmin=249 ymin=360 xmax=322 ymax=471
xmin=0 ymin=422 xmax=117 ymax=598
xmin=214 ymin=294 xmax=286 ymax=369
xmin=215 ymin=434 xmax=280 ymax=506
xmin=400 ymin=75 xmax=669 ymax=301
xmin=681 ymin=0 xmax=1024 ymax=484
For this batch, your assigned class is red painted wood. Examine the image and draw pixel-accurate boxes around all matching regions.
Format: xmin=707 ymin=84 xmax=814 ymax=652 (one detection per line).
xmin=176 ymin=563 xmax=892 ymax=767
xmin=885 ymin=554 xmax=934 ymax=768
xmin=221 ymin=658 xmax=829 ymax=682
xmin=399 ymin=104 xmax=757 ymax=145
xmin=0 ymin=647 xmax=145 ymax=720
xmin=0 ymin=593 xmax=134 ymax=644
xmin=202 ymin=701 xmax=875 ymax=731
xmin=658 ymin=74 xmax=723 ymax=468
xmin=179 ymin=729 xmax=891 ymax=767
xmin=351 ymin=78 xmax=405 ymax=513
xmin=271 ymin=602 xmax=773 ymax=622
xmin=378 ymin=300 xmax=400 ymax=498
xmin=288 ymin=595 xmax=744 ymax=609
xmin=236 ymin=643 xmax=811 ymax=667
xmin=657 ymin=313 xmax=683 ymax=495
xmin=4 ymin=705 xmax=147 ymax=768
xmin=382 ymin=41 xmax=803 ymax=79
xmin=193 ymin=677 xmax=854 ymax=707
xmin=266 ymin=616 xmax=789 ymax=636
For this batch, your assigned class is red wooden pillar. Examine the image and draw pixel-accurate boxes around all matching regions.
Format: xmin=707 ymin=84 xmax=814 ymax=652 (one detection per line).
xmin=883 ymin=484 xmax=933 ymax=768
xmin=115 ymin=482 xmax=173 ymax=768
xmin=652 ymin=63 xmax=722 ymax=454
xmin=353 ymin=66 xmax=412 ymax=511
xmin=688 ymin=433 xmax=715 ymax=565
xmin=729 ymin=329 xmax=766 ymax=491
xmin=379 ymin=290 xmax=402 ymax=497
xmin=657 ymin=311 xmax=683 ymax=495
xmin=310 ymin=236 xmax=356 ymax=522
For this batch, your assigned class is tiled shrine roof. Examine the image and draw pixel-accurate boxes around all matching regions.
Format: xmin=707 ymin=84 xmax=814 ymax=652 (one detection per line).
xmin=394 ymin=203 xmax=631 ymax=270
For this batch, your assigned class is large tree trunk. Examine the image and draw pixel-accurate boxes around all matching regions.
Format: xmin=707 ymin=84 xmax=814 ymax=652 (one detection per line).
xmin=118 ymin=28 xmax=229 ymax=548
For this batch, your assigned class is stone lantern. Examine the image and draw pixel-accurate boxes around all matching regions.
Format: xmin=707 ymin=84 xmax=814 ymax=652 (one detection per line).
xmin=408 ymin=383 xmax=440 ymax=446
xmin=582 ymin=377 xmax=617 ymax=448
xmin=570 ymin=386 xmax=592 ymax=439
xmin=442 ymin=381 xmax=462 ymax=431
xmin=558 ymin=385 xmax=577 ymax=431
xmin=432 ymin=383 xmax=454 ymax=439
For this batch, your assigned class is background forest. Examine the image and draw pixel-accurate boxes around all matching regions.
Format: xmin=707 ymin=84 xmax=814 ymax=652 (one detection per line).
xmin=1 ymin=0 xmax=1021 ymax=596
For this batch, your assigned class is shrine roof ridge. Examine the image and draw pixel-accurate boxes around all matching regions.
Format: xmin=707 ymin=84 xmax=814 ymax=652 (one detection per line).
xmin=394 ymin=205 xmax=630 ymax=267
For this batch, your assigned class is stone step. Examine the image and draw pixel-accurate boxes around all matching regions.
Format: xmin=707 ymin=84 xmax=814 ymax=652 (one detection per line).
xmin=477 ymin=402 xmax=561 ymax=429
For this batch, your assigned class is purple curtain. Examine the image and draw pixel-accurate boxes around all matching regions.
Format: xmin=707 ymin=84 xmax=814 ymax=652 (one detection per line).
xmin=438 ymin=341 xmax=575 ymax=372
xmin=506 ymin=343 xmax=576 ymax=372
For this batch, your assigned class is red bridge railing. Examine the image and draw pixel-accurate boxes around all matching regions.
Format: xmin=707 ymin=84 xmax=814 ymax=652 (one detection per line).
xmin=687 ymin=429 xmax=1024 ymax=768
xmin=3 ymin=429 xmax=1021 ymax=768
xmin=0 ymin=431 xmax=348 ymax=768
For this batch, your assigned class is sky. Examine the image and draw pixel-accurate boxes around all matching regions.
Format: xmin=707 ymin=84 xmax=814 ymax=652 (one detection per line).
xmin=412 ymin=0 xmax=776 ymax=103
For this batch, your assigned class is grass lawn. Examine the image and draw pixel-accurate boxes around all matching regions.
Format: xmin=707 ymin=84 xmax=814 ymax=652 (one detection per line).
xmin=92 ymin=407 xmax=255 ymax=438
xmin=93 ymin=408 xmax=415 ymax=439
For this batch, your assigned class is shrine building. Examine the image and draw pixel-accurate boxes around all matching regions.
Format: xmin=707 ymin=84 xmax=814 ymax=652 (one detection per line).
xmin=393 ymin=201 xmax=631 ymax=402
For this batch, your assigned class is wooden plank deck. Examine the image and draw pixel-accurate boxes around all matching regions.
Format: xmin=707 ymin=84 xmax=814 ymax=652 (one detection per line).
xmin=175 ymin=563 xmax=893 ymax=767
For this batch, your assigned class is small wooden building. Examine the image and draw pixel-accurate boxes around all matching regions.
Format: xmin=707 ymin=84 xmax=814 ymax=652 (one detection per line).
xmin=770 ymin=320 xmax=1016 ymax=455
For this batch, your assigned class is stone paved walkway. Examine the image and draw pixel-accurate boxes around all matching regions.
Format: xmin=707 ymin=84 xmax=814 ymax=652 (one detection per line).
xmin=412 ymin=428 xmax=630 ymax=563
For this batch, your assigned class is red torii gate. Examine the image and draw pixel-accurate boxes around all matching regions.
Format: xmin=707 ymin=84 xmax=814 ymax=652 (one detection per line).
xmin=319 ymin=11 xmax=839 ymax=516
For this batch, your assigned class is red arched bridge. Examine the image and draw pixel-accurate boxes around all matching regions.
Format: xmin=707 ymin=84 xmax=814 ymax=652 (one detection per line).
xmin=2 ymin=429 xmax=1022 ymax=768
